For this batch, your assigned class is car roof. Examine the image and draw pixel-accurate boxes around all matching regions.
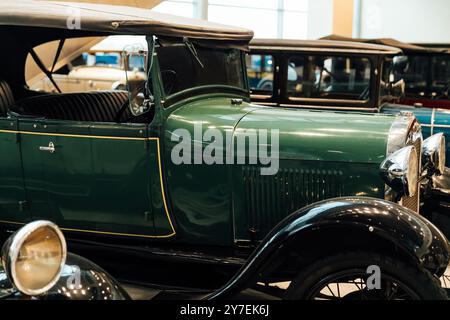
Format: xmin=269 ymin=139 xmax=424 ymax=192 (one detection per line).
xmin=321 ymin=35 xmax=448 ymax=54
xmin=0 ymin=1 xmax=253 ymax=45
xmin=250 ymin=38 xmax=402 ymax=55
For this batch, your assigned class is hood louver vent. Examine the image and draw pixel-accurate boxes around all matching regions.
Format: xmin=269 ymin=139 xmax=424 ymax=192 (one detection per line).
xmin=242 ymin=167 xmax=344 ymax=239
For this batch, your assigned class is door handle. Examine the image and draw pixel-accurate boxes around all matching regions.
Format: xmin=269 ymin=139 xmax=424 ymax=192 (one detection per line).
xmin=39 ymin=142 xmax=56 ymax=154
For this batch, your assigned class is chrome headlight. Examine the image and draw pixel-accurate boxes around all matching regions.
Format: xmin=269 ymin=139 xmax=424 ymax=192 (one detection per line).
xmin=422 ymin=133 xmax=446 ymax=175
xmin=1 ymin=221 xmax=67 ymax=296
xmin=380 ymin=146 xmax=418 ymax=197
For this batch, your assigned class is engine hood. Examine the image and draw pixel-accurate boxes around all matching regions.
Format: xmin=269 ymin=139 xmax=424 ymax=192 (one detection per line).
xmin=165 ymin=97 xmax=396 ymax=165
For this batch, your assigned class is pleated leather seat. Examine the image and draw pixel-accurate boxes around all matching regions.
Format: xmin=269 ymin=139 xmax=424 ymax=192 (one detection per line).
xmin=0 ymin=80 xmax=14 ymax=116
xmin=14 ymin=91 xmax=131 ymax=123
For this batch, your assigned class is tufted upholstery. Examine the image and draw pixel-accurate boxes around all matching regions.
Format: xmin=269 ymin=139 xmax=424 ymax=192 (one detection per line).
xmin=0 ymin=80 xmax=14 ymax=116
xmin=13 ymin=91 xmax=131 ymax=123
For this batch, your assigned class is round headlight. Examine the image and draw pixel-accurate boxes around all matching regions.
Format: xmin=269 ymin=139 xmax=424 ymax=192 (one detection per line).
xmin=380 ymin=146 xmax=418 ymax=197
xmin=1 ymin=221 xmax=67 ymax=296
xmin=422 ymin=133 xmax=446 ymax=175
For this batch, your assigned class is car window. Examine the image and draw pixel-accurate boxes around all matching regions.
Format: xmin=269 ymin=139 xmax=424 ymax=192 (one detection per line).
xmin=287 ymin=55 xmax=371 ymax=101
xmin=246 ymin=54 xmax=274 ymax=96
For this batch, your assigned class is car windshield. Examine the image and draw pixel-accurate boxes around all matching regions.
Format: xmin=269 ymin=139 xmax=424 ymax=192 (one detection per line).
xmin=156 ymin=43 xmax=246 ymax=98
xmin=287 ymin=55 xmax=372 ymax=101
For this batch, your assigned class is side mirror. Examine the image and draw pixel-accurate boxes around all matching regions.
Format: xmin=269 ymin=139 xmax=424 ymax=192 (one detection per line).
xmin=1 ymin=221 xmax=66 ymax=296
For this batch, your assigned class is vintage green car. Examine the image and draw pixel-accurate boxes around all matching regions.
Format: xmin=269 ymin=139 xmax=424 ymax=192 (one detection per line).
xmin=0 ymin=1 xmax=448 ymax=300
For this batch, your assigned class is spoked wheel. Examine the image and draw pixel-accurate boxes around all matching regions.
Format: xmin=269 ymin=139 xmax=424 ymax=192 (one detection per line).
xmin=302 ymin=270 xmax=419 ymax=300
xmin=285 ymin=252 xmax=448 ymax=300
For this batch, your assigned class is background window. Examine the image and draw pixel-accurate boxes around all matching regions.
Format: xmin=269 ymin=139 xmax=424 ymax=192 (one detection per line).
xmin=155 ymin=0 xmax=313 ymax=39
xmin=287 ymin=56 xmax=372 ymax=101
xmin=246 ymin=54 xmax=274 ymax=96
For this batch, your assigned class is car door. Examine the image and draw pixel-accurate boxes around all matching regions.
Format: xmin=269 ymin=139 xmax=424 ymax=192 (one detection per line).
xmin=0 ymin=117 xmax=28 ymax=223
xmin=19 ymin=117 xmax=92 ymax=222
xmin=20 ymin=117 xmax=160 ymax=238
xmin=84 ymin=122 xmax=157 ymax=237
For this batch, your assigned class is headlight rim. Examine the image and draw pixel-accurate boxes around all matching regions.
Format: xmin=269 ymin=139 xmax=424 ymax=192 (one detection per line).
xmin=422 ymin=133 xmax=446 ymax=175
xmin=4 ymin=220 xmax=67 ymax=296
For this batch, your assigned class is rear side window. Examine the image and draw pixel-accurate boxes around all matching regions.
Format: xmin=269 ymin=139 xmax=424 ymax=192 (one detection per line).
xmin=246 ymin=54 xmax=274 ymax=96
xmin=287 ymin=55 xmax=372 ymax=101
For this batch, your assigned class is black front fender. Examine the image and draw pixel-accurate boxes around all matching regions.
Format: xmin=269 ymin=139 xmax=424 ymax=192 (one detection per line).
xmin=207 ymin=197 xmax=450 ymax=300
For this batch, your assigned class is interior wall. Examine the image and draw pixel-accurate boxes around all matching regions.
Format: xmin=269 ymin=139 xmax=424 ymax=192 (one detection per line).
xmin=358 ymin=0 xmax=450 ymax=43
xmin=307 ymin=0 xmax=333 ymax=39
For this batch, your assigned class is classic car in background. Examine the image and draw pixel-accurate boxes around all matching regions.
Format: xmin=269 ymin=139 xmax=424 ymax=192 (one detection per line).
xmin=0 ymin=1 xmax=448 ymax=300
xmin=321 ymin=36 xmax=450 ymax=110
xmin=30 ymin=36 xmax=147 ymax=93
xmin=0 ymin=220 xmax=129 ymax=300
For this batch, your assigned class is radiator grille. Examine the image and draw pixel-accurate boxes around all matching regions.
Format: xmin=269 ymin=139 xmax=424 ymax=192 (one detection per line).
xmin=401 ymin=139 xmax=422 ymax=213
xmin=242 ymin=167 xmax=344 ymax=237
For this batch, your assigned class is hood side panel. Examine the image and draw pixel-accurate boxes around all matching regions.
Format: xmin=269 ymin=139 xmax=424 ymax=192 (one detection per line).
xmin=237 ymin=107 xmax=393 ymax=164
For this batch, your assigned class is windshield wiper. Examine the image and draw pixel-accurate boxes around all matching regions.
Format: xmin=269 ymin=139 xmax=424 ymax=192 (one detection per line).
xmin=183 ymin=38 xmax=204 ymax=69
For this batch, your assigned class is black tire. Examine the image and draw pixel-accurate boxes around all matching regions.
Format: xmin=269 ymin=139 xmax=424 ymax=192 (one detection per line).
xmin=285 ymin=251 xmax=448 ymax=300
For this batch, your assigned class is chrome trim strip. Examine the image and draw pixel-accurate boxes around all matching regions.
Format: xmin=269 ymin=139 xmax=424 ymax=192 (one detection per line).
xmin=289 ymin=96 xmax=369 ymax=105
xmin=250 ymin=94 xmax=273 ymax=100
xmin=421 ymin=123 xmax=450 ymax=129
xmin=431 ymin=108 xmax=436 ymax=135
